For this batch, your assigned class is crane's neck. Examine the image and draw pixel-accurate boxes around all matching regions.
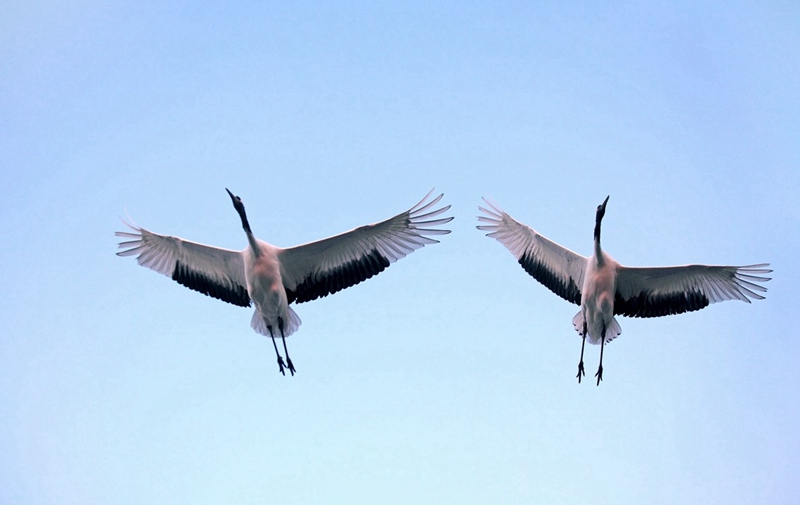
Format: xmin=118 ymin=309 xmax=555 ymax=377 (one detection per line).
xmin=237 ymin=208 xmax=262 ymax=257
xmin=593 ymin=211 xmax=604 ymax=260
xmin=592 ymin=195 xmax=609 ymax=264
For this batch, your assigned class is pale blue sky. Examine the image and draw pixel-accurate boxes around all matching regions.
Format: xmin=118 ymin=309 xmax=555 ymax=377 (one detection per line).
xmin=2 ymin=1 xmax=799 ymax=504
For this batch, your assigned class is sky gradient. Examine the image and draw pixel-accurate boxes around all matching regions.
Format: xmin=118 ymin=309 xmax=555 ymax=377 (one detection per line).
xmin=2 ymin=2 xmax=799 ymax=504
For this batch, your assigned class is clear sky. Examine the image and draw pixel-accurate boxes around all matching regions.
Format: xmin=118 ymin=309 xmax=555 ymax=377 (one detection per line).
xmin=2 ymin=1 xmax=799 ymax=504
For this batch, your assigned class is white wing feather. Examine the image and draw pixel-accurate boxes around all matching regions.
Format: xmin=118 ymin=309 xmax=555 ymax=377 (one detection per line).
xmin=278 ymin=190 xmax=453 ymax=304
xmin=477 ymin=198 xmax=587 ymax=306
xmin=116 ymin=220 xmax=250 ymax=307
xmin=614 ymin=264 xmax=771 ymax=318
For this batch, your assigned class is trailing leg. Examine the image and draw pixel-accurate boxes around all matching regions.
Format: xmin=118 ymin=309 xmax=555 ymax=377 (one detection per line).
xmin=278 ymin=317 xmax=296 ymax=376
xmin=595 ymin=324 xmax=606 ymax=386
xmin=268 ymin=325 xmax=287 ymax=376
xmin=576 ymin=321 xmax=587 ymax=383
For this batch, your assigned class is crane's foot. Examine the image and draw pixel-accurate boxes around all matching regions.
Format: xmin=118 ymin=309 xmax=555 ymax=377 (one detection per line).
xmin=594 ymin=364 xmax=603 ymax=386
xmin=576 ymin=361 xmax=585 ymax=383
xmin=277 ymin=356 xmax=287 ymax=376
xmin=286 ymin=357 xmax=296 ymax=376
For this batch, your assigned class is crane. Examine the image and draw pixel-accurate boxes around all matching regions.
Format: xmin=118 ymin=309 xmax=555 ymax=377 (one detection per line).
xmin=117 ymin=189 xmax=453 ymax=376
xmin=477 ymin=196 xmax=771 ymax=385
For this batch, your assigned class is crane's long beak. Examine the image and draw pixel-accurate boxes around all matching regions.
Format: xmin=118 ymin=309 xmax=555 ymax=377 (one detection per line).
xmin=225 ymin=188 xmax=236 ymax=201
xmin=601 ymin=195 xmax=610 ymax=210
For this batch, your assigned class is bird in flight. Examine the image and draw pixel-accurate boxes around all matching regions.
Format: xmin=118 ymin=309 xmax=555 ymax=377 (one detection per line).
xmin=477 ymin=196 xmax=771 ymax=385
xmin=117 ymin=189 xmax=453 ymax=376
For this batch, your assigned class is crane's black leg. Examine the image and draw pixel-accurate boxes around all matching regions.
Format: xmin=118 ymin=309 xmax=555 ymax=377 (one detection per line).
xmin=278 ymin=317 xmax=296 ymax=376
xmin=595 ymin=324 xmax=606 ymax=386
xmin=576 ymin=321 xmax=587 ymax=383
xmin=267 ymin=325 xmax=287 ymax=376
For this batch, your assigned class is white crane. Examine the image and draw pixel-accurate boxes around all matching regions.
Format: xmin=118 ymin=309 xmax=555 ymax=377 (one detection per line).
xmin=117 ymin=189 xmax=453 ymax=376
xmin=477 ymin=196 xmax=771 ymax=385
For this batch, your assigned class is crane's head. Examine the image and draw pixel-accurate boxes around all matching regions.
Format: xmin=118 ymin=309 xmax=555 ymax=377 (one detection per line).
xmin=594 ymin=195 xmax=609 ymax=241
xmin=226 ymin=188 xmax=251 ymax=233
xmin=596 ymin=195 xmax=609 ymax=221
xmin=226 ymin=188 xmax=245 ymax=212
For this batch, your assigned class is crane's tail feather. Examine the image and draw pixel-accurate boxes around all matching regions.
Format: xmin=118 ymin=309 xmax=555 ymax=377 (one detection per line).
xmin=250 ymin=307 xmax=302 ymax=338
xmin=572 ymin=311 xmax=585 ymax=336
xmin=572 ymin=311 xmax=621 ymax=345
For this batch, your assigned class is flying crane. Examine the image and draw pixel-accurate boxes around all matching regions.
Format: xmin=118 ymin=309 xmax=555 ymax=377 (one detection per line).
xmin=117 ymin=189 xmax=453 ymax=376
xmin=478 ymin=196 xmax=771 ymax=385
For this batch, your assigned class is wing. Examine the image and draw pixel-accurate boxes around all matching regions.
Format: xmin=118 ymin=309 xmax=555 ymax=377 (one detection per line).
xmin=116 ymin=219 xmax=250 ymax=307
xmin=614 ymin=263 xmax=771 ymax=318
xmin=477 ymin=198 xmax=587 ymax=305
xmin=278 ymin=190 xmax=453 ymax=304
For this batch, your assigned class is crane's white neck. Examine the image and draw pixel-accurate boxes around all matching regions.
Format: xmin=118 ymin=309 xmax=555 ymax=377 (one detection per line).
xmin=593 ymin=238 xmax=607 ymax=266
xmin=246 ymin=230 xmax=262 ymax=257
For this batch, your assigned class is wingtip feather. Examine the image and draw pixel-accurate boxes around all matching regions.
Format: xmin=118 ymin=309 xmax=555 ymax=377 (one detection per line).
xmin=409 ymin=189 xmax=444 ymax=214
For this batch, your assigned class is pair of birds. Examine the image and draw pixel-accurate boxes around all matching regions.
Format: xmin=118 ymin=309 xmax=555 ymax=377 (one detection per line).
xmin=117 ymin=190 xmax=771 ymax=384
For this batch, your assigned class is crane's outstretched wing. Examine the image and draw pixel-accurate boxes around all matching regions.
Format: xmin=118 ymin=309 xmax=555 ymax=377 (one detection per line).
xmin=116 ymin=220 xmax=250 ymax=307
xmin=477 ymin=198 xmax=586 ymax=306
xmin=614 ymin=264 xmax=771 ymax=318
xmin=278 ymin=190 xmax=453 ymax=304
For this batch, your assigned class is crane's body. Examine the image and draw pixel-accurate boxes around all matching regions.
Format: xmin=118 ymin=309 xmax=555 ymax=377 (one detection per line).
xmin=246 ymin=241 xmax=288 ymax=329
xmin=478 ymin=196 xmax=771 ymax=385
xmin=242 ymin=239 xmax=300 ymax=370
xmin=118 ymin=189 xmax=453 ymax=376
xmin=580 ymin=251 xmax=617 ymax=344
